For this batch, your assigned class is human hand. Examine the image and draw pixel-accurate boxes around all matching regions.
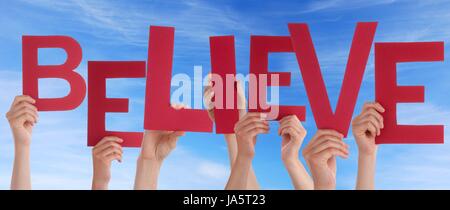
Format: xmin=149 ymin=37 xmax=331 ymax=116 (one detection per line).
xmin=303 ymin=129 xmax=348 ymax=190
xmin=140 ymin=104 xmax=186 ymax=162
xmin=92 ymin=136 xmax=123 ymax=189
xmin=7 ymin=95 xmax=37 ymax=190
xmin=234 ymin=113 xmax=269 ymax=159
xmin=351 ymin=102 xmax=385 ymax=156
xmin=278 ymin=115 xmax=313 ymax=190
xmin=6 ymin=95 xmax=38 ymax=147
xmin=279 ymin=115 xmax=307 ymax=163
xmin=134 ymin=105 xmax=186 ymax=190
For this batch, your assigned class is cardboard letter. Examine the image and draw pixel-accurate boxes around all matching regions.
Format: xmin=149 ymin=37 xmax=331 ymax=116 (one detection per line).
xmin=144 ymin=26 xmax=213 ymax=132
xmin=288 ymin=22 xmax=377 ymax=136
xmin=249 ymin=36 xmax=306 ymax=121
xmin=210 ymin=36 xmax=240 ymax=133
xmin=22 ymin=36 xmax=86 ymax=111
xmin=88 ymin=61 xmax=145 ymax=147
xmin=375 ymin=42 xmax=444 ymax=144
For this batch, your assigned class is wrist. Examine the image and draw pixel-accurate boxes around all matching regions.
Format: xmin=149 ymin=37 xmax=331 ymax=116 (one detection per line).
xmin=14 ymin=143 xmax=30 ymax=154
xmin=282 ymin=157 xmax=300 ymax=169
xmin=235 ymin=153 xmax=253 ymax=163
xmin=92 ymin=175 xmax=110 ymax=189
xmin=138 ymin=154 xmax=163 ymax=166
xmin=358 ymin=147 xmax=378 ymax=159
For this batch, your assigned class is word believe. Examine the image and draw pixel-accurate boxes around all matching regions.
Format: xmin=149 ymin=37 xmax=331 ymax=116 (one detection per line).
xmin=21 ymin=22 xmax=445 ymax=147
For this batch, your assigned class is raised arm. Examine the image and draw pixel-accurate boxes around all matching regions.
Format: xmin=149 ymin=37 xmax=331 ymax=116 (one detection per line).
xmin=303 ymin=129 xmax=348 ymax=190
xmin=204 ymin=78 xmax=259 ymax=189
xmin=225 ymin=113 xmax=268 ymax=190
xmin=352 ymin=102 xmax=384 ymax=190
xmin=91 ymin=136 xmax=123 ymax=190
xmin=134 ymin=105 xmax=186 ymax=190
xmin=279 ymin=115 xmax=313 ymax=190
xmin=6 ymin=95 xmax=38 ymax=190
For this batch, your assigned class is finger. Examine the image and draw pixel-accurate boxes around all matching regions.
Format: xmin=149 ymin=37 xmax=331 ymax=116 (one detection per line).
xmin=308 ymin=133 xmax=344 ymax=151
xmin=318 ymin=147 xmax=349 ymax=160
xmin=15 ymin=113 xmax=36 ymax=126
xmin=105 ymin=153 xmax=122 ymax=163
xmin=239 ymin=120 xmax=269 ymax=134
xmin=304 ymin=134 xmax=345 ymax=155
xmin=367 ymin=121 xmax=378 ymax=136
xmin=279 ymin=115 xmax=300 ymax=125
xmin=99 ymin=147 xmax=123 ymax=158
xmin=315 ymin=129 xmax=344 ymax=139
xmin=309 ymin=140 xmax=349 ymax=157
xmin=280 ymin=127 xmax=302 ymax=143
xmin=95 ymin=136 xmax=123 ymax=146
xmin=358 ymin=119 xmax=378 ymax=137
xmin=234 ymin=114 xmax=267 ymax=131
xmin=93 ymin=137 xmax=123 ymax=151
xmin=363 ymin=102 xmax=385 ymax=113
xmin=247 ymin=127 xmax=270 ymax=137
xmin=12 ymin=107 xmax=39 ymax=122
xmin=235 ymin=80 xmax=247 ymax=109
xmin=11 ymin=101 xmax=38 ymax=113
xmin=279 ymin=117 xmax=302 ymax=135
xmin=205 ymin=73 xmax=212 ymax=86
xmin=94 ymin=142 xmax=123 ymax=155
xmin=279 ymin=123 xmax=303 ymax=137
xmin=360 ymin=115 xmax=381 ymax=135
xmin=203 ymin=89 xmax=215 ymax=110
xmin=171 ymin=131 xmax=185 ymax=138
xmin=171 ymin=103 xmax=190 ymax=110
xmin=360 ymin=109 xmax=384 ymax=128
xmin=11 ymin=95 xmax=36 ymax=107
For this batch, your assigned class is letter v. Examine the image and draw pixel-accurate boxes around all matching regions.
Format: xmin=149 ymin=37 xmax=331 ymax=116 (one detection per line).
xmin=288 ymin=22 xmax=377 ymax=136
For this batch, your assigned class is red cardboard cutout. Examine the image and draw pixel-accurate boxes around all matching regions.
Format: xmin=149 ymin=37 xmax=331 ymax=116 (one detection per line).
xmin=249 ymin=36 xmax=306 ymax=121
xmin=210 ymin=36 xmax=240 ymax=133
xmin=144 ymin=26 xmax=213 ymax=132
xmin=375 ymin=42 xmax=444 ymax=144
xmin=288 ymin=22 xmax=377 ymax=136
xmin=88 ymin=61 xmax=145 ymax=147
xmin=22 ymin=36 xmax=86 ymax=111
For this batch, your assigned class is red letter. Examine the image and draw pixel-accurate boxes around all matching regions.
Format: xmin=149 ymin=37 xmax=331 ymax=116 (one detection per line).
xmin=22 ymin=36 xmax=86 ymax=111
xmin=88 ymin=61 xmax=145 ymax=147
xmin=249 ymin=36 xmax=306 ymax=121
xmin=288 ymin=22 xmax=377 ymax=136
xmin=144 ymin=26 xmax=212 ymax=132
xmin=375 ymin=42 xmax=444 ymax=144
xmin=210 ymin=36 xmax=240 ymax=133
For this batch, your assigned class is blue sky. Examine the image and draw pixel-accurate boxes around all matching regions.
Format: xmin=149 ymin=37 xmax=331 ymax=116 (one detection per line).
xmin=0 ymin=0 xmax=450 ymax=189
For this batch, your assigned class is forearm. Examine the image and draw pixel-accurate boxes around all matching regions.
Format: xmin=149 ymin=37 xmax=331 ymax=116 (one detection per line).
xmin=11 ymin=145 xmax=31 ymax=190
xmin=284 ymin=159 xmax=314 ymax=190
xmin=91 ymin=164 xmax=111 ymax=190
xmin=224 ymin=134 xmax=238 ymax=168
xmin=92 ymin=179 xmax=109 ymax=190
xmin=225 ymin=155 xmax=252 ymax=190
xmin=246 ymin=166 xmax=259 ymax=190
xmin=134 ymin=156 xmax=162 ymax=190
xmin=224 ymin=134 xmax=259 ymax=190
xmin=356 ymin=150 xmax=377 ymax=190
